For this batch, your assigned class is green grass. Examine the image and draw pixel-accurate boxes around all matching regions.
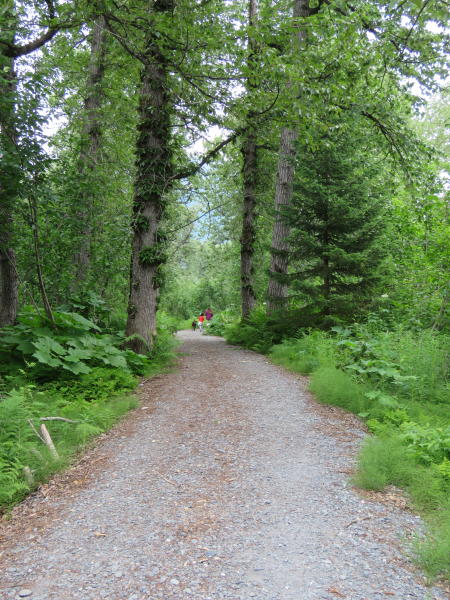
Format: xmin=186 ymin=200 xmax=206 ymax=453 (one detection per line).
xmin=354 ymin=435 xmax=419 ymax=490
xmin=309 ymin=366 xmax=369 ymax=413
xmin=177 ymin=318 xmax=194 ymax=330
xmin=270 ymin=335 xmax=324 ymax=374
xmin=414 ymin=504 xmax=450 ymax=581
xmin=354 ymin=435 xmax=450 ymax=581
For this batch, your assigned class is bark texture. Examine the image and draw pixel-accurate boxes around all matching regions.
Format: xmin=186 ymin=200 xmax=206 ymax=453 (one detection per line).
xmin=125 ymin=6 xmax=173 ymax=353
xmin=266 ymin=0 xmax=316 ymax=313
xmin=71 ymin=16 xmax=107 ymax=292
xmin=266 ymin=128 xmax=297 ymax=311
xmin=0 ymin=7 xmax=19 ymax=326
xmin=29 ymin=194 xmax=55 ymax=326
xmin=240 ymin=0 xmax=259 ymax=319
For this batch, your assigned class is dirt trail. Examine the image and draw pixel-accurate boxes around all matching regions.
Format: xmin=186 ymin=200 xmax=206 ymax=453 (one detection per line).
xmin=0 ymin=331 xmax=446 ymax=600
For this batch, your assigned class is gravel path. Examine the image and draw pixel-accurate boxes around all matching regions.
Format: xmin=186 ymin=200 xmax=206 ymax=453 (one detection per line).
xmin=0 ymin=331 xmax=447 ymax=600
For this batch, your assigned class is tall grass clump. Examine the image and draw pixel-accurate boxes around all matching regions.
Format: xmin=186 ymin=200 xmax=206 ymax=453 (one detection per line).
xmin=354 ymin=435 xmax=418 ymax=490
xmin=354 ymin=433 xmax=450 ymax=580
xmin=309 ymin=367 xmax=368 ymax=413
xmin=414 ymin=505 xmax=450 ymax=581
xmin=270 ymin=330 xmax=336 ymax=374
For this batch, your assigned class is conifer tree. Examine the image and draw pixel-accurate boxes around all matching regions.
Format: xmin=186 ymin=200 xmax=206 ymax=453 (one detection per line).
xmin=286 ymin=130 xmax=388 ymax=322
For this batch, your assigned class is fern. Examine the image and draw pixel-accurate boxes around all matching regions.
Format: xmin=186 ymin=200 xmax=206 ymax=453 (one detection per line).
xmin=74 ymin=423 xmax=103 ymax=442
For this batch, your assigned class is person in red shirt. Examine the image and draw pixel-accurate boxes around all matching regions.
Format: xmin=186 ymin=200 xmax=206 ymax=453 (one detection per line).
xmin=198 ymin=312 xmax=205 ymax=332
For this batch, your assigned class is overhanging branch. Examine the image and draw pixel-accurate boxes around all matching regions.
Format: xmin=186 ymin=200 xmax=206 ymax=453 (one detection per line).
xmin=170 ymin=129 xmax=244 ymax=181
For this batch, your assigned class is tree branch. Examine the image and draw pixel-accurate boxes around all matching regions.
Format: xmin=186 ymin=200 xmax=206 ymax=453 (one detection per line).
xmin=0 ymin=0 xmax=70 ymax=58
xmin=171 ymin=129 xmax=243 ymax=181
xmin=166 ymin=199 xmax=234 ymax=235
xmin=1 ymin=28 xmax=59 ymax=58
xmin=40 ymin=417 xmax=80 ymax=423
xmin=103 ymin=15 xmax=147 ymax=64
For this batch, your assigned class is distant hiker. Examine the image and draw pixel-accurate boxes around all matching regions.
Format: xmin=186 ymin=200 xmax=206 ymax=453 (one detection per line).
xmin=191 ymin=319 xmax=198 ymax=331
xmin=205 ymin=307 xmax=213 ymax=323
xmin=198 ymin=312 xmax=205 ymax=332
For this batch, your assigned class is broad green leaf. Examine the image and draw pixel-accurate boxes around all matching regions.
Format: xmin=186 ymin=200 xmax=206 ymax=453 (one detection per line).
xmin=32 ymin=350 xmax=63 ymax=368
xmin=62 ymin=362 xmax=91 ymax=375
xmin=64 ymin=348 xmax=94 ymax=362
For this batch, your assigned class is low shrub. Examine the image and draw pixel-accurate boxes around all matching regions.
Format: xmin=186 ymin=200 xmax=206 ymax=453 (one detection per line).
xmin=203 ymin=309 xmax=239 ymax=337
xmin=41 ymin=367 xmax=137 ymax=402
xmin=0 ymin=308 xmax=148 ymax=382
xmin=0 ymin=309 xmax=180 ymax=513
xmin=225 ymin=307 xmax=276 ymax=353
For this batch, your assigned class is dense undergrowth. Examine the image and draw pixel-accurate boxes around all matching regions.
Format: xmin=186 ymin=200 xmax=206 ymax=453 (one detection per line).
xmin=220 ymin=309 xmax=449 ymax=581
xmin=0 ymin=307 xmax=178 ymax=512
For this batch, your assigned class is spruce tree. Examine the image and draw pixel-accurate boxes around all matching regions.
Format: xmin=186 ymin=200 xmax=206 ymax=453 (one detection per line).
xmin=287 ymin=130 xmax=388 ymax=323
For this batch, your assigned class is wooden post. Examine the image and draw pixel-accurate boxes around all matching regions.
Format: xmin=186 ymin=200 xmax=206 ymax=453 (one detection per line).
xmin=23 ymin=466 xmax=34 ymax=486
xmin=39 ymin=423 xmax=60 ymax=460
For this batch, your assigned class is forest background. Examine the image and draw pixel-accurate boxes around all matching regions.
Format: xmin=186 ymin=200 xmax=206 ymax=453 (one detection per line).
xmin=0 ymin=0 xmax=449 ymax=581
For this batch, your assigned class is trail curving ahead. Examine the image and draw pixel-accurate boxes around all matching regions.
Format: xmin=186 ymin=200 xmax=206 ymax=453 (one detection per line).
xmin=0 ymin=331 xmax=446 ymax=600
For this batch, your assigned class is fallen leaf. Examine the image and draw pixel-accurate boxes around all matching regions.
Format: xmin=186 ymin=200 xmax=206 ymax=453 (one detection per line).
xmin=94 ymin=531 xmax=106 ymax=537
xmin=327 ymin=588 xmax=346 ymax=598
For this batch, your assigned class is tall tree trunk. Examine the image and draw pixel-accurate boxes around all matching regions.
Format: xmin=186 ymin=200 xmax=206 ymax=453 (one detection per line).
xmin=266 ymin=0 xmax=317 ymax=313
xmin=0 ymin=0 xmax=61 ymax=325
xmin=71 ymin=15 xmax=107 ymax=292
xmin=240 ymin=0 xmax=258 ymax=319
xmin=266 ymin=128 xmax=297 ymax=311
xmin=29 ymin=193 xmax=55 ymax=326
xmin=0 ymin=4 xmax=19 ymax=326
xmin=125 ymin=4 xmax=173 ymax=353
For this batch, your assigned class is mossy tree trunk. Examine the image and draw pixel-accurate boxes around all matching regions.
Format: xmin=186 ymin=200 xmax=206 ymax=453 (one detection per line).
xmin=125 ymin=3 xmax=173 ymax=353
xmin=240 ymin=0 xmax=259 ymax=320
xmin=0 ymin=4 xmax=19 ymax=326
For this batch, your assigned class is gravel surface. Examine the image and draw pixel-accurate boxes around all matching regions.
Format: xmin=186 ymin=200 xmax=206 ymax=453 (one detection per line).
xmin=0 ymin=331 xmax=447 ymax=600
